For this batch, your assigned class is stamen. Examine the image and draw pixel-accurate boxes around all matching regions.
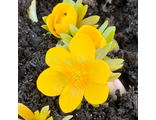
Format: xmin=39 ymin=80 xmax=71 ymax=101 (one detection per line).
xmin=65 ymin=64 xmax=88 ymax=89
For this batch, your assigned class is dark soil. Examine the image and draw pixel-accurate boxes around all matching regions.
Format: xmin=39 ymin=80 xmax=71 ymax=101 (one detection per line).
xmin=18 ymin=0 xmax=138 ymax=119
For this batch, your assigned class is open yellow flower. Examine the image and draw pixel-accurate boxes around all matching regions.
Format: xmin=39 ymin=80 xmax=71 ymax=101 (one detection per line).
xmin=75 ymin=25 xmax=107 ymax=50
xmin=18 ymin=103 xmax=53 ymax=120
xmin=37 ymin=33 xmax=110 ymax=113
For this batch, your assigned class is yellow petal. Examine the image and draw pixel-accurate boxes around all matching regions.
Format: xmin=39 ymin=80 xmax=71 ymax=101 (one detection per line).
xmin=47 ymin=3 xmax=77 ymax=38
xmin=40 ymin=106 xmax=50 ymax=120
xmin=34 ymin=110 xmax=40 ymax=120
xmin=84 ymin=82 xmax=109 ymax=104
xmin=76 ymin=25 xmax=106 ymax=50
xmin=45 ymin=47 xmax=74 ymax=73
xmin=69 ymin=33 xmax=95 ymax=64
xmin=37 ymin=68 xmax=68 ymax=96
xmin=86 ymin=59 xmax=110 ymax=84
xmin=47 ymin=13 xmax=60 ymax=38
xmin=61 ymin=5 xmax=77 ymax=31
xmin=18 ymin=103 xmax=35 ymax=120
xmin=59 ymin=84 xmax=83 ymax=113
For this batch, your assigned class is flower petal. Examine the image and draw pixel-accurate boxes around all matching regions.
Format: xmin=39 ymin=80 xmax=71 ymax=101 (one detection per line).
xmin=76 ymin=25 xmax=107 ymax=50
xmin=59 ymin=84 xmax=83 ymax=113
xmin=69 ymin=33 xmax=95 ymax=64
xmin=86 ymin=59 xmax=110 ymax=84
xmin=45 ymin=47 xmax=74 ymax=73
xmin=47 ymin=3 xmax=77 ymax=38
xmin=34 ymin=110 xmax=40 ymax=120
xmin=40 ymin=106 xmax=50 ymax=120
xmin=84 ymin=82 xmax=109 ymax=104
xmin=18 ymin=103 xmax=35 ymax=120
xmin=37 ymin=68 xmax=68 ymax=96
xmin=47 ymin=13 xmax=60 ymax=38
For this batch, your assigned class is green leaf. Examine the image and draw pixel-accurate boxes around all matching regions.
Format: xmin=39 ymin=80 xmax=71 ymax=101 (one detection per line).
xmin=112 ymin=39 xmax=120 ymax=52
xmin=27 ymin=0 xmax=38 ymax=22
xmin=56 ymin=44 xmax=68 ymax=51
xmin=62 ymin=40 xmax=70 ymax=48
xmin=77 ymin=15 xmax=100 ymax=28
xmin=63 ymin=0 xmax=75 ymax=6
xmin=77 ymin=4 xmax=88 ymax=22
xmin=69 ymin=24 xmax=78 ymax=36
xmin=75 ymin=0 xmax=82 ymax=10
xmin=99 ymin=20 xmax=108 ymax=33
xmin=60 ymin=33 xmax=72 ymax=43
xmin=41 ymin=25 xmax=49 ymax=31
xmin=92 ymin=104 xmax=99 ymax=107
xmin=62 ymin=115 xmax=73 ymax=120
xmin=42 ymin=16 xmax=47 ymax=23
xmin=77 ymin=103 xmax=81 ymax=109
xmin=47 ymin=117 xmax=53 ymax=120
xmin=108 ymin=73 xmax=121 ymax=82
xmin=104 ymin=56 xmax=124 ymax=71
xmin=95 ymin=42 xmax=112 ymax=59
xmin=41 ymin=32 xmax=51 ymax=41
xmin=102 ymin=26 xmax=116 ymax=43
xmin=92 ymin=24 xmax=99 ymax=28
xmin=109 ymin=43 xmax=116 ymax=52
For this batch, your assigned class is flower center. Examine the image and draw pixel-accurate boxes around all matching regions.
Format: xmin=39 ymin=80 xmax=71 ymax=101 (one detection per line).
xmin=64 ymin=64 xmax=89 ymax=89
xmin=56 ymin=11 xmax=67 ymax=25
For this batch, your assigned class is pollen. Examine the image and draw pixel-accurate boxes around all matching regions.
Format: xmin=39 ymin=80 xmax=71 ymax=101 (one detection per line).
xmin=64 ymin=64 xmax=88 ymax=89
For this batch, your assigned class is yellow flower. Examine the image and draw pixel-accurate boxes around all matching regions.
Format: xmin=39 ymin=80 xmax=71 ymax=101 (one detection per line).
xmin=18 ymin=103 xmax=53 ymax=120
xmin=75 ymin=25 xmax=107 ymax=50
xmin=42 ymin=3 xmax=77 ymax=38
xmin=42 ymin=1 xmax=100 ymax=38
xmin=37 ymin=33 xmax=110 ymax=113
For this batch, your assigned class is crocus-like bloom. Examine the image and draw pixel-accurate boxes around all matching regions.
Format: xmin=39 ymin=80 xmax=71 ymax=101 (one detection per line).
xmin=18 ymin=103 xmax=53 ymax=120
xmin=37 ymin=33 xmax=110 ymax=113
xmin=75 ymin=25 xmax=107 ymax=50
xmin=42 ymin=3 xmax=77 ymax=38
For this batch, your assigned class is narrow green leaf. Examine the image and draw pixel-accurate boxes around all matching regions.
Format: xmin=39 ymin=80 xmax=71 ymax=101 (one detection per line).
xmin=75 ymin=0 xmax=82 ymax=10
xmin=109 ymin=43 xmax=116 ymax=52
xmin=77 ymin=4 xmax=88 ymax=22
xmin=112 ymin=39 xmax=120 ymax=52
xmin=62 ymin=40 xmax=70 ymax=47
xmin=108 ymin=73 xmax=121 ymax=82
xmin=92 ymin=24 xmax=99 ymax=28
xmin=63 ymin=0 xmax=68 ymax=2
xmin=77 ymin=15 xmax=100 ymax=28
xmin=77 ymin=103 xmax=81 ymax=109
xmin=69 ymin=24 xmax=78 ymax=36
xmin=60 ymin=33 xmax=72 ymax=43
xmin=42 ymin=16 xmax=47 ymax=23
xmin=41 ymin=31 xmax=51 ymax=41
xmin=63 ymin=0 xmax=75 ymax=6
xmin=99 ymin=20 xmax=108 ymax=33
xmin=41 ymin=25 xmax=49 ymax=31
xmin=92 ymin=104 xmax=99 ymax=107
xmin=104 ymin=57 xmax=124 ymax=71
xmin=47 ymin=117 xmax=53 ymax=120
xmin=62 ymin=115 xmax=73 ymax=120
xmin=95 ymin=42 xmax=112 ymax=59
xmin=102 ymin=26 xmax=116 ymax=43
xmin=27 ymin=0 xmax=38 ymax=22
